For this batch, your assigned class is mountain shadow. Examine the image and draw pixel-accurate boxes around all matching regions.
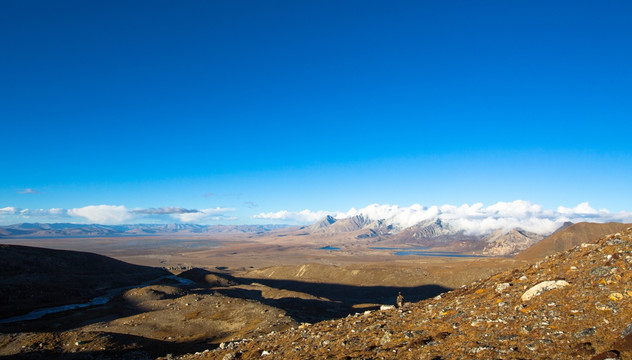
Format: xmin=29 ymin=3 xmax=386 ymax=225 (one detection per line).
xmin=180 ymin=268 xmax=452 ymax=323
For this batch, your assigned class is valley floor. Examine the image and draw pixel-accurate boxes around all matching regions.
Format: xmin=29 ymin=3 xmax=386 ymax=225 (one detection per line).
xmin=0 ymin=234 xmax=527 ymax=359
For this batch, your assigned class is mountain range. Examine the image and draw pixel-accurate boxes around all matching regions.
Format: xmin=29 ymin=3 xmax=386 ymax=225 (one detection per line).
xmin=304 ymin=214 xmax=548 ymax=256
xmin=4 ymin=217 xmax=632 ymax=258
xmin=0 ymin=223 xmax=289 ymax=238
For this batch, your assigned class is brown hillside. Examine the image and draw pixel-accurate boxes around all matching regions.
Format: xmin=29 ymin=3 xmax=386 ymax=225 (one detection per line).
xmin=515 ymin=222 xmax=631 ymax=260
xmin=0 ymin=244 xmax=167 ymax=318
xmin=176 ymin=227 xmax=632 ymax=360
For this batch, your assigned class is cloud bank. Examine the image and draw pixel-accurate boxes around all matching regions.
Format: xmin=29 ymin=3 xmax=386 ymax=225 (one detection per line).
xmin=68 ymin=205 xmax=135 ymax=224
xmin=253 ymin=201 xmax=632 ymax=235
xmin=0 ymin=205 xmax=236 ymax=225
xmin=3 ymin=201 xmax=631 ymax=234
xmin=253 ymin=209 xmax=334 ymax=223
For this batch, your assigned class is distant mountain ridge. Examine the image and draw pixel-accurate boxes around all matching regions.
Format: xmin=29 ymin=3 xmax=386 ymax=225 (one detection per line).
xmin=304 ymin=215 xmax=630 ymax=257
xmin=0 ymin=223 xmax=290 ymax=238
xmin=307 ymin=214 xmax=548 ymax=255
xmin=482 ymin=228 xmax=545 ymax=256
xmin=515 ymin=221 xmax=632 ymax=260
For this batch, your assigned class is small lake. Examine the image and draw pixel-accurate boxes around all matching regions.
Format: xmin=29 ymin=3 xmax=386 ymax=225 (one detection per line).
xmin=370 ymin=247 xmax=484 ymax=258
xmin=394 ymin=250 xmax=485 ymax=258
xmin=319 ymin=246 xmax=341 ymax=251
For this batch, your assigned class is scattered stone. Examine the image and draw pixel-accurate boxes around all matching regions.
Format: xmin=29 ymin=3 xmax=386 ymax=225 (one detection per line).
xmin=595 ymin=301 xmax=619 ymax=312
xmin=521 ymin=280 xmax=570 ymax=301
xmin=590 ymin=350 xmax=621 ymax=360
xmin=380 ymin=332 xmax=392 ymax=345
xmin=575 ymin=327 xmax=597 ymax=338
xmin=622 ymin=321 xmax=632 ymax=338
xmin=590 ymin=266 xmax=615 ymax=277
xmin=497 ymin=335 xmax=518 ymax=341
xmin=222 ymin=353 xmax=236 ymax=360
xmin=495 ymin=283 xmax=511 ymax=293
xmin=470 ymin=345 xmax=493 ymax=353
xmin=609 ymin=292 xmax=624 ymax=301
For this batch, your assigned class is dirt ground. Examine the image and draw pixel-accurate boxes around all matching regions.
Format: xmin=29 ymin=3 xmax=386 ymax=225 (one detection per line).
xmin=0 ymin=233 xmax=526 ymax=359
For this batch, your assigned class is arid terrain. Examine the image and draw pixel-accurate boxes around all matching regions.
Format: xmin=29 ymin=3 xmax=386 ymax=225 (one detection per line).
xmin=0 ymin=222 xmax=630 ymax=359
xmin=182 ymin=227 xmax=632 ymax=360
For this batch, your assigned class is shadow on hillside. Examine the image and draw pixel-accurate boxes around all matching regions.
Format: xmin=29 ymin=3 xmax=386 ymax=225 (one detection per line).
xmin=0 ymin=331 xmax=218 ymax=359
xmin=0 ymin=276 xmax=188 ymax=334
xmin=181 ymin=268 xmax=452 ymax=323
xmin=0 ymin=244 xmax=169 ymax=320
xmin=1 ymin=268 xmax=453 ymax=358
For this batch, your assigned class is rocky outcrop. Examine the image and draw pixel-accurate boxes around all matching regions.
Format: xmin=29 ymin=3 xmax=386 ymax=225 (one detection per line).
xmin=329 ymin=215 xmax=373 ymax=232
xmin=309 ymin=215 xmax=337 ymax=231
xmin=310 ymin=215 xmax=378 ymax=234
xmin=383 ymin=218 xmax=480 ymax=248
xmin=516 ymin=222 xmax=632 ymax=260
xmin=482 ymin=228 xmax=545 ymax=256
xmin=520 ymin=280 xmax=570 ymax=301
xmin=407 ymin=218 xmax=455 ymax=238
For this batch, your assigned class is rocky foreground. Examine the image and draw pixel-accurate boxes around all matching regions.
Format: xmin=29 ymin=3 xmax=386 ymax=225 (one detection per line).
xmin=173 ymin=228 xmax=632 ymax=360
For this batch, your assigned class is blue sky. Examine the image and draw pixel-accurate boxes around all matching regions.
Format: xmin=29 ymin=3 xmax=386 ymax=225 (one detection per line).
xmin=1 ymin=1 xmax=631 ymax=226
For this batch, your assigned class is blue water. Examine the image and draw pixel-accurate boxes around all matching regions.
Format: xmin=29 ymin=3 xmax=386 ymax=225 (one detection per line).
xmin=370 ymin=246 xmax=429 ymax=250
xmin=394 ymin=251 xmax=485 ymax=258
xmin=319 ymin=246 xmax=341 ymax=251
xmin=370 ymin=246 xmax=484 ymax=258
xmin=0 ymin=275 xmax=193 ymax=324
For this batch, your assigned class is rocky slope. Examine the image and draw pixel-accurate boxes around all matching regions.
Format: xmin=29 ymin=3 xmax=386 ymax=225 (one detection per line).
xmin=482 ymin=228 xmax=545 ymax=256
xmin=516 ymin=222 xmax=632 ymax=260
xmin=175 ymin=227 xmax=632 ymax=360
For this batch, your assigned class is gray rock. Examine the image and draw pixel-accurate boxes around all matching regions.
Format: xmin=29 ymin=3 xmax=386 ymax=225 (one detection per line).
xmin=574 ymin=327 xmax=596 ymax=338
xmin=222 ymin=353 xmax=236 ymax=360
xmin=521 ymin=280 xmax=570 ymax=301
xmin=379 ymin=331 xmax=392 ymax=345
xmin=495 ymin=283 xmax=511 ymax=294
xmin=590 ymin=266 xmax=615 ymax=277
xmin=622 ymin=320 xmax=632 ymax=337
xmin=496 ymin=335 xmax=517 ymax=341
xmin=590 ymin=350 xmax=621 ymax=360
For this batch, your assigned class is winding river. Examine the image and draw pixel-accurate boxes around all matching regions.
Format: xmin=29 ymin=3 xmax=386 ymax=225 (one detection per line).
xmin=0 ymin=275 xmax=194 ymax=324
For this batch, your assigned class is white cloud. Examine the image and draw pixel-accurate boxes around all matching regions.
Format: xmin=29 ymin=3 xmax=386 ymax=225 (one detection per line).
xmin=557 ymin=201 xmax=602 ymax=215
xmin=170 ymin=207 xmax=236 ymax=223
xmin=2 ymin=201 xmax=631 ymax=231
xmin=131 ymin=207 xmax=199 ymax=215
xmin=253 ymin=201 xmax=632 ymax=235
xmin=18 ymin=188 xmax=40 ymax=194
xmin=0 ymin=207 xmax=70 ymax=219
xmin=0 ymin=207 xmax=21 ymax=215
xmin=0 ymin=204 xmax=239 ymax=225
xmin=68 ymin=205 xmax=135 ymax=224
xmin=21 ymin=208 xmax=70 ymax=218
xmin=253 ymin=209 xmax=337 ymax=223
